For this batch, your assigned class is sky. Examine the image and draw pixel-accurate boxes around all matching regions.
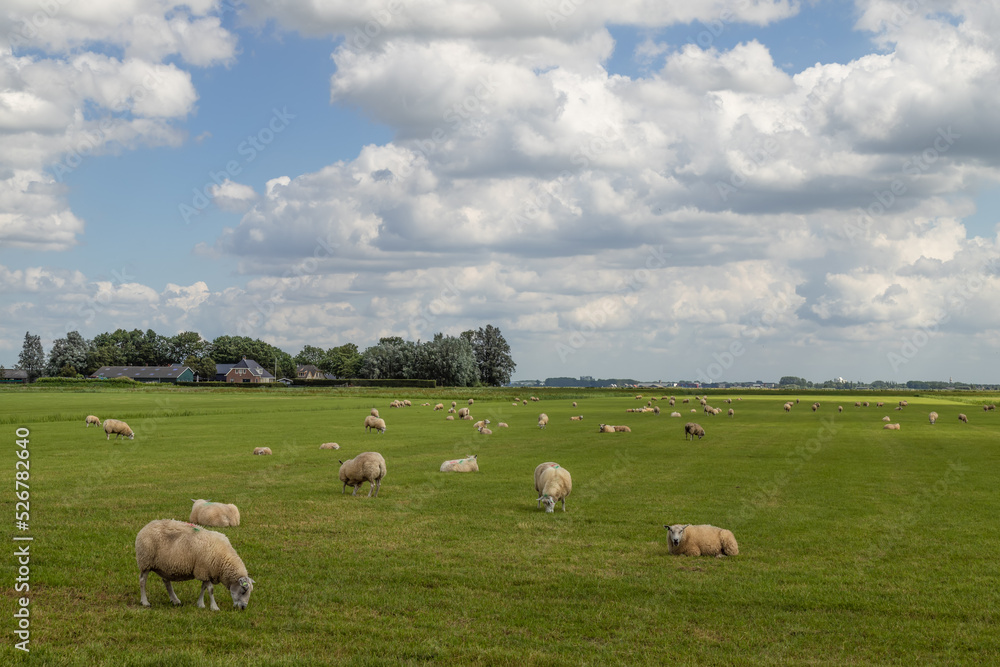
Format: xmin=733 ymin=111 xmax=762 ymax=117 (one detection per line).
xmin=1 ymin=0 xmax=999 ymax=384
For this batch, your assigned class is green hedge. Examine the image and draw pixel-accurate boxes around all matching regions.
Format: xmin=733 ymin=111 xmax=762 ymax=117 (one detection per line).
xmin=34 ymin=377 xmax=137 ymax=386
xmin=175 ymin=381 xmax=285 ymax=388
xmin=292 ymin=378 xmax=436 ymax=388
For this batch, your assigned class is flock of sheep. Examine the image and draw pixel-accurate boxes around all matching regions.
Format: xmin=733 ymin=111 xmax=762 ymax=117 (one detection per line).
xmin=85 ymin=390 xmax=996 ymax=612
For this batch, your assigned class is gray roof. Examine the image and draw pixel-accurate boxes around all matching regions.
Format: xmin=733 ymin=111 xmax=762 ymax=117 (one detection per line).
xmin=0 ymin=369 xmax=28 ymax=379
xmin=91 ymin=365 xmax=192 ymax=379
xmin=221 ymin=358 xmax=275 ymax=378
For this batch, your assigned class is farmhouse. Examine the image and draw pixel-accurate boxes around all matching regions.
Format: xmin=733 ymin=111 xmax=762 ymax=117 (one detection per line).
xmin=296 ymin=364 xmax=324 ymax=380
xmin=91 ymin=365 xmax=194 ymax=383
xmin=215 ymin=357 xmax=275 ymax=383
xmin=0 ymin=368 xmax=27 ymax=384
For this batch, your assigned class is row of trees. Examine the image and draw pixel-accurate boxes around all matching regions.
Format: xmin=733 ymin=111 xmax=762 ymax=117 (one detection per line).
xmin=13 ymin=325 xmax=516 ymax=387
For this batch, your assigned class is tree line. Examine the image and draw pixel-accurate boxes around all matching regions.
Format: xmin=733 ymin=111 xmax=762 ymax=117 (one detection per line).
xmin=11 ymin=324 xmax=516 ymax=387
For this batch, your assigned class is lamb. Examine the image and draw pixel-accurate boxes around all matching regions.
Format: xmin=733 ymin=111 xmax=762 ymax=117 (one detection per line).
xmin=252 ymin=447 xmax=272 ymax=455
xmin=364 ymin=415 xmax=387 ymax=434
xmin=537 ymin=413 xmax=549 ymax=429
xmin=928 ymin=411 xmax=939 ymax=425
xmin=434 ymin=403 xmax=444 ymax=411
xmin=684 ymin=422 xmax=705 ymax=440
xmin=85 ymin=415 xmax=101 ymax=427
xmin=958 ymin=413 xmax=968 ymax=423
xmin=478 ymin=426 xmax=492 ymax=435
xmin=534 ymin=462 xmax=572 ymax=513
xmin=670 ymin=412 xmax=681 ymax=417
xmin=319 ymin=442 xmax=340 ymax=450
xmin=135 ymin=519 xmax=254 ymax=610
xmin=612 ymin=425 xmax=631 ymax=432
xmin=599 ymin=424 xmax=615 ymax=433
xmin=104 ymin=418 xmax=134 ymax=440
xmin=663 ymin=524 xmax=739 ymax=557
xmin=440 ymin=455 xmax=478 ymax=472
xmin=338 ymin=452 xmax=387 ymax=497
xmin=189 ymin=499 xmax=240 ymax=527
xmin=473 ymin=419 xmax=491 ymax=429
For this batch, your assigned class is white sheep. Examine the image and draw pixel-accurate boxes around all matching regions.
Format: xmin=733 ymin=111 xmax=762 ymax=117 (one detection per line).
xmin=135 ymin=519 xmax=254 ymax=610
xmin=684 ymin=422 xmax=705 ymax=440
xmin=104 ymin=418 xmax=134 ymax=440
xmin=570 ymin=415 xmax=583 ymax=421
xmin=534 ymin=462 xmax=572 ymax=513
xmin=882 ymin=416 xmax=891 ymax=422
xmin=613 ymin=425 xmax=631 ymax=432
xmin=537 ymin=413 xmax=549 ymax=429
xmin=364 ymin=415 xmax=387 ymax=434
xmin=403 ymin=399 xmax=412 ymax=407
xmin=837 ymin=406 xmax=843 ymax=413
xmin=478 ymin=426 xmax=492 ymax=435
xmin=473 ymin=419 xmax=491 ymax=430
xmin=85 ymin=415 xmax=101 ymax=427
xmin=440 ymin=455 xmax=479 ymax=472
xmin=653 ymin=406 xmax=661 ymax=415
xmin=497 ymin=422 xmax=509 ymax=428
xmin=958 ymin=413 xmax=968 ymax=423
xmin=252 ymin=447 xmax=272 ymax=455
xmin=599 ymin=424 xmax=615 ymax=433
xmin=445 ymin=415 xmax=455 ymax=421
xmin=370 ymin=408 xmax=380 ymax=418
xmin=189 ymin=499 xmax=240 ymax=527
xmin=928 ymin=411 xmax=938 ymax=425
xmin=457 ymin=407 xmax=470 ymax=419
xmin=572 ymin=401 xmax=577 ymax=407
xmin=451 ymin=401 xmax=457 ymax=408
xmin=670 ymin=411 xmax=681 ymax=417
xmin=319 ymin=442 xmax=340 ymax=450
xmin=434 ymin=403 xmax=444 ymax=411
xmin=882 ymin=423 xmax=901 ymax=430
xmin=338 ymin=452 xmax=387 ymax=497
xmin=727 ymin=408 xmax=734 ymax=417
xmin=468 ymin=398 xmax=474 ymax=405
xmin=783 ymin=403 xmax=792 ymax=412
xmin=663 ymin=524 xmax=739 ymax=557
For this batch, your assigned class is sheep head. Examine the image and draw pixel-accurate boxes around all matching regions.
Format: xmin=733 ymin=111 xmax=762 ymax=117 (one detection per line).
xmin=229 ymin=576 xmax=255 ymax=610
xmin=664 ymin=524 xmax=690 ymax=548
xmin=540 ymin=495 xmax=556 ymax=513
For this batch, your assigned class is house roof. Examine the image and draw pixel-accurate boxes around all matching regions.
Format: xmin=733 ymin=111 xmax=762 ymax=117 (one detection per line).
xmin=91 ymin=365 xmax=192 ymax=379
xmin=226 ymin=358 xmax=275 ymax=378
xmin=297 ymin=364 xmax=323 ymax=374
xmin=0 ymin=369 xmax=28 ymax=379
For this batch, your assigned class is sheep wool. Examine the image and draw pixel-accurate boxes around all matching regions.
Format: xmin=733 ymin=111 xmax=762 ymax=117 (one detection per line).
xmin=664 ymin=524 xmax=739 ymax=557
xmin=135 ymin=519 xmax=254 ymax=610
xmin=928 ymin=411 xmax=939 ymax=425
xmin=537 ymin=413 xmax=549 ymax=429
xmin=104 ymin=418 xmax=134 ymax=440
xmin=252 ymin=447 xmax=272 ymax=455
xmin=364 ymin=415 xmax=387 ymax=434
xmin=189 ymin=499 xmax=241 ymax=527
xmin=370 ymin=408 xmax=380 ymax=418
xmin=599 ymin=424 xmax=615 ymax=433
xmin=958 ymin=414 xmax=968 ymax=423
xmin=670 ymin=412 xmax=682 ymax=418
xmin=612 ymin=425 xmax=631 ymax=432
xmin=434 ymin=403 xmax=444 ymax=411
xmin=338 ymin=452 xmax=387 ymax=497
xmin=440 ymin=455 xmax=479 ymax=473
xmin=684 ymin=422 xmax=705 ymax=440
xmin=535 ymin=463 xmax=572 ymax=513
xmin=85 ymin=415 xmax=101 ymax=427
xmin=319 ymin=442 xmax=340 ymax=450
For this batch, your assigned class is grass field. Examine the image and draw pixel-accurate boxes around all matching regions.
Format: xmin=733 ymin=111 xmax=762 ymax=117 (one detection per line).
xmin=2 ymin=386 xmax=999 ymax=665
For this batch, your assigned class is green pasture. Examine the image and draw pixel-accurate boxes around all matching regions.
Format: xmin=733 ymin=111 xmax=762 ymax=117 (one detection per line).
xmin=2 ymin=387 xmax=999 ymax=665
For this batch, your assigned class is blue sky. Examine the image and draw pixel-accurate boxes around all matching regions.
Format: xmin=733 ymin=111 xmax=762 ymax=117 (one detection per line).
xmin=1 ymin=0 xmax=999 ymax=383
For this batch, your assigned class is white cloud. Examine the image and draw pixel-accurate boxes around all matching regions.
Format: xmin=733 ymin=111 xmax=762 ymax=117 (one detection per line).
xmin=211 ymin=180 xmax=258 ymax=212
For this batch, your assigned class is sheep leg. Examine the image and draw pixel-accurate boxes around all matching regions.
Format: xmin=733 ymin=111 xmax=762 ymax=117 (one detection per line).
xmin=342 ymin=482 xmax=347 ymax=494
xmin=562 ymin=498 xmax=566 ymax=512
xmin=373 ymin=479 xmax=381 ymax=497
xmin=367 ymin=481 xmax=374 ymax=498
xmin=352 ymin=484 xmax=358 ymax=496
xmin=197 ymin=581 xmax=220 ymax=610
xmin=139 ymin=572 xmax=150 ymax=607
xmin=163 ymin=580 xmax=182 ymax=606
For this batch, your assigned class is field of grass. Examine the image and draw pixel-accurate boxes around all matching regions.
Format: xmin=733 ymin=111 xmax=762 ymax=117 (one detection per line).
xmin=2 ymin=386 xmax=999 ymax=665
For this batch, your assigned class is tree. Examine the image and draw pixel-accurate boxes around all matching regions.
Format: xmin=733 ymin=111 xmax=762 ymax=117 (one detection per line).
xmin=169 ymin=331 xmax=208 ymax=363
xmin=323 ymin=343 xmax=362 ymax=378
xmin=46 ymin=331 xmax=90 ymax=377
xmin=423 ymin=333 xmax=478 ymax=386
xmin=184 ymin=355 xmax=218 ymax=382
xmin=294 ymin=345 xmax=326 ymax=367
xmin=468 ymin=324 xmax=516 ymax=386
xmin=18 ymin=332 xmax=45 ymax=382
xmin=779 ymin=376 xmax=809 ymax=387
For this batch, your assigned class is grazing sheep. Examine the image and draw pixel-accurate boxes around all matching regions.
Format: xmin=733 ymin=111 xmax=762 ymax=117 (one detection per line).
xmin=669 ymin=398 xmax=675 ymax=406
xmin=684 ymin=422 xmax=705 ymax=440
xmin=135 ymin=519 xmax=254 ymax=610
xmin=468 ymin=398 xmax=474 ymax=405
xmin=895 ymin=406 xmax=903 ymax=411
xmin=863 ymin=401 xmax=870 ymax=407
xmin=899 ymin=400 xmax=908 ymax=407
xmin=530 ymin=396 xmax=539 ymax=402
xmin=338 ymin=452 xmax=387 ymax=497
xmin=653 ymin=406 xmax=661 ymax=415
xmin=319 ymin=442 xmax=340 ymax=450
xmin=473 ymin=419 xmax=491 ymax=430
xmin=855 ymin=402 xmax=862 ymax=407
xmin=402 ymin=400 xmax=412 ymax=407
xmin=572 ymin=401 xmax=577 ymax=407
xmin=838 ymin=406 xmax=843 ymax=413
xmin=670 ymin=411 xmax=682 ymax=417
xmin=613 ymin=425 xmax=631 ymax=432
xmin=958 ymin=413 xmax=968 ymax=423
xmin=497 ymin=422 xmax=509 ymax=428
xmin=478 ymin=426 xmax=493 ymax=435
xmin=457 ymin=407 xmax=470 ymax=419
xmin=663 ymin=524 xmax=739 ymax=557
xmin=104 ymin=419 xmax=135 ymax=441
xmin=537 ymin=413 xmax=549 ymax=429
xmin=928 ymin=411 xmax=939 ymax=425
xmin=811 ymin=403 xmax=820 ymax=412
xmin=370 ymin=408 xmax=379 ymax=418
xmin=252 ymin=447 xmax=272 ymax=455
xmin=882 ymin=416 xmax=891 ymax=422
xmin=434 ymin=403 xmax=444 ymax=411
xmin=728 ymin=408 xmax=735 ymax=417
xmin=534 ymin=463 xmax=572 ymax=513
xmin=599 ymin=424 xmax=615 ymax=433
xmin=682 ymin=399 xmax=690 ymax=404
xmin=85 ymin=415 xmax=101 ymax=427
xmin=364 ymin=415 xmax=387 ymax=434
xmin=452 ymin=401 xmax=457 ymax=408
xmin=440 ymin=455 xmax=478 ymax=473
xmin=448 ymin=407 xmax=455 ymax=413
xmin=189 ymin=499 xmax=240 ymax=527
xmin=876 ymin=402 xmax=884 ymax=408
xmin=783 ymin=403 xmax=792 ymax=412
